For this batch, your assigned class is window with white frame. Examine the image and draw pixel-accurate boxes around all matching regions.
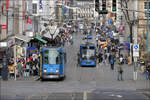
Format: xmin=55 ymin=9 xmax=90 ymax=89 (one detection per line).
xmin=144 ymin=2 xmax=150 ymax=18
xmin=32 ymin=3 xmax=37 ymax=14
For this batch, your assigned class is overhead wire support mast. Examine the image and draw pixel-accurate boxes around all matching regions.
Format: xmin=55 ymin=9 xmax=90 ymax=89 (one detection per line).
xmin=146 ymin=0 xmax=149 ymax=54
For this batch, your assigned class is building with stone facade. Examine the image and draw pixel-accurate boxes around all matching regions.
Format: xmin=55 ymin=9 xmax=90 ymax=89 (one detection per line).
xmin=0 ymin=0 xmax=53 ymax=66
xmin=137 ymin=0 xmax=150 ymax=58
xmin=73 ymin=0 xmax=95 ymax=20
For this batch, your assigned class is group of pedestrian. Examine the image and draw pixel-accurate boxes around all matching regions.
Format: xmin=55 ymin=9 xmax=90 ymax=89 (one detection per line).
xmin=26 ymin=54 xmax=40 ymax=77
xmin=60 ymin=32 xmax=74 ymax=46
xmin=8 ymin=53 xmax=40 ymax=79
xmin=95 ymin=24 xmax=126 ymax=81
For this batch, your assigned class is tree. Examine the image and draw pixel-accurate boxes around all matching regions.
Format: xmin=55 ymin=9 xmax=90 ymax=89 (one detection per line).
xmin=119 ymin=0 xmax=138 ymax=43
xmin=119 ymin=0 xmax=139 ymax=61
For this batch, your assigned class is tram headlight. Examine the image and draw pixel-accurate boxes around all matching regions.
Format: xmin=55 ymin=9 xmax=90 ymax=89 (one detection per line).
xmin=44 ymin=68 xmax=47 ymax=73
xmin=56 ymin=69 xmax=59 ymax=73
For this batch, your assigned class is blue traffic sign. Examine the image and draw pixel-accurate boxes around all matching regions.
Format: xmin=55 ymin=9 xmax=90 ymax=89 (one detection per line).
xmin=133 ymin=44 xmax=139 ymax=50
xmin=134 ymin=45 xmax=138 ymax=49
xmin=108 ymin=20 xmax=112 ymax=24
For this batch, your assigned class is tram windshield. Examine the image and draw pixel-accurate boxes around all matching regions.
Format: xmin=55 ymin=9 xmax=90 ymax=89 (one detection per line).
xmin=43 ymin=50 xmax=62 ymax=64
xmin=81 ymin=46 xmax=95 ymax=60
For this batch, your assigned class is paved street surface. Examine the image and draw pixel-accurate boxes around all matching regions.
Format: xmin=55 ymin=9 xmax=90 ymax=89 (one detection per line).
xmin=1 ymin=33 xmax=150 ymax=100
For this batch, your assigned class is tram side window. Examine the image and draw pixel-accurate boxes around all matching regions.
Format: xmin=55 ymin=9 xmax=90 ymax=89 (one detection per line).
xmin=89 ymin=46 xmax=95 ymax=60
xmin=56 ymin=53 xmax=62 ymax=64
xmin=43 ymin=50 xmax=49 ymax=64
xmin=59 ymin=53 xmax=63 ymax=64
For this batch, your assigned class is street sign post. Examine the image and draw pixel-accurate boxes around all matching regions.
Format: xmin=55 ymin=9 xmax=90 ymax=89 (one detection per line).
xmin=133 ymin=44 xmax=139 ymax=80
xmin=133 ymin=44 xmax=139 ymax=57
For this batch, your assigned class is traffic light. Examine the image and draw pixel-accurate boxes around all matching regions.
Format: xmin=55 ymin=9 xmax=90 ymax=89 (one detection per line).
xmin=99 ymin=10 xmax=108 ymax=14
xmin=102 ymin=0 xmax=106 ymax=10
xmin=99 ymin=0 xmax=108 ymax=14
xmin=95 ymin=0 xmax=99 ymax=12
xmin=112 ymin=0 xmax=116 ymax=11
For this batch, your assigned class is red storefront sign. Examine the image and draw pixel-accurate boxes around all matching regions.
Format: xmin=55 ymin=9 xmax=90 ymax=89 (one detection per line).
xmin=2 ymin=25 xmax=7 ymax=29
xmin=26 ymin=17 xmax=32 ymax=24
xmin=7 ymin=0 xmax=9 ymax=9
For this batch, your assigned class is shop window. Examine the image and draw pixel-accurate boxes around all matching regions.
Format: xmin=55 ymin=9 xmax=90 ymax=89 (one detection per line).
xmin=32 ymin=3 xmax=37 ymax=14
xmin=144 ymin=2 xmax=150 ymax=19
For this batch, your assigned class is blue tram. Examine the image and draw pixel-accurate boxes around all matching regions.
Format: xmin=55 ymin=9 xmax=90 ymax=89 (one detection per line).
xmin=79 ymin=42 xmax=96 ymax=67
xmin=40 ymin=47 xmax=66 ymax=80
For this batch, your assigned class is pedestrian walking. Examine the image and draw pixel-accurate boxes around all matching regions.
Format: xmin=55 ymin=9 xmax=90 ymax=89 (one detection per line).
xmin=9 ymin=63 xmax=15 ymax=79
xmin=77 ymin=51 xmax=80 ymax=67
xmin=32 ymin=59 xmax=36 ymax=76
xmin=98 ymin=52 xmax=103 ymax=64
xmin=108 ymin=54 xmax=112 ymax=63
xmin=16 ymin=61 xmax=23 ymax=78
xmin=110 ymin=57 xmax=114 ymax=70
xmin=107 ymin=52 xmax=110 ymax=62
xmin=24 ymin=62 xmax=30 ymax=77
xmin=117 ymin=62 xmax=124 ymax=81
xmin=103 ymin=53 xmax=107 ymax=64
xmin=119 ymin=54 xmax=124 ymax=65
xmin=146 ymin=63 xmax=150 ymax=80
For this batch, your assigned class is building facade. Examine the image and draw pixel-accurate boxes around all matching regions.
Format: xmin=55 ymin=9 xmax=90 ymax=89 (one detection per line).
xmin=137 ymin=0 xmax=150 ymax=57
xmin=74 ymin=0 xmax=95 ymax=20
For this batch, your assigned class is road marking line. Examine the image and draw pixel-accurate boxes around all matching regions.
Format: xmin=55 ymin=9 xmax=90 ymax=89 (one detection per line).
xmin=116 ymin=95 xmax=123 ymax=98
xmin=83 ymin=91 xmax=87 ymax=100
xmin=109 ymin=94 xmax=115 ymax=96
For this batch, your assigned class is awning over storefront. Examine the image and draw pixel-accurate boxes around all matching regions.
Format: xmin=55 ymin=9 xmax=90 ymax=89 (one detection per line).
xmin=120 ymin=43 xmax=130 ymax=50
xmin=27 ymin=46 xmax=37 ymax=50
xmin=15 ymin=34 xmax=30 ymax=42
xmin=34 ymin=36 xmax=47 ymax=44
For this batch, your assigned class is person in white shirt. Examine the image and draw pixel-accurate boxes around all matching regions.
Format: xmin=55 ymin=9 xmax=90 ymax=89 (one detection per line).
xmin=119 ymin=54 xmax=124 ymax=65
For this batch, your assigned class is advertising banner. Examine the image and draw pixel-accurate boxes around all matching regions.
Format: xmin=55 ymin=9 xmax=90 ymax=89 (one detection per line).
xmin=1 ymin=25 xmax=7 ymax=29
xmin=119 ymin=26 xmax=124 ymax=31
xmin=39 ymin=0 xmax=43 ymax=12
xmin=7 ymin=0 xmax=9 ymax=9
